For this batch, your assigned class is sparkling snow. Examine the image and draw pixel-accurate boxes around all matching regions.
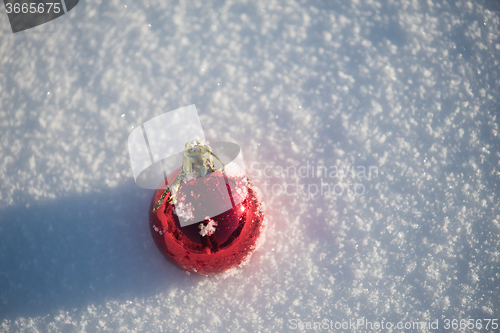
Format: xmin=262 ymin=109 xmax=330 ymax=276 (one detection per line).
xmin=1 ymin=0 xmax=499 ymax=332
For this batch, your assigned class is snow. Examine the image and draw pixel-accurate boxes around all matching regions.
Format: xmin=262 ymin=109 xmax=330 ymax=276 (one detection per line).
xmin=199 ymin=218 xmax=217 ymax=237
xmin=1 ymin=0 xmax=500 ymax=332
xmin=174 ymin=194 xmax=195 ymax=223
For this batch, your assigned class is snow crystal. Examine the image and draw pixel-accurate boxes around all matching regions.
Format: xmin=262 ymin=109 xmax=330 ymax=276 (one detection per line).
xmin=199 ymin=217 xmax=218 ymax=237
xmin=173 ymin=195 xmax=195 ymax=222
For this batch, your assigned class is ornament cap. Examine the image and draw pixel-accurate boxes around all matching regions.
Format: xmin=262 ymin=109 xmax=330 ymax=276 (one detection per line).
xmin=153 ymin=138 xmax=247 ymax=228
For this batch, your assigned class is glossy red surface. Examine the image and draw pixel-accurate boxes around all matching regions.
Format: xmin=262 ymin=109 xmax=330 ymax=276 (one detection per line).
xmin=149 ymin=172 xmax=265 ymax=275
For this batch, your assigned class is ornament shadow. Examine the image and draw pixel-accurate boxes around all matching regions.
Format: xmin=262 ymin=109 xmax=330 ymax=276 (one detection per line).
xmin=0 ymin=180 xmax=193 ymax=320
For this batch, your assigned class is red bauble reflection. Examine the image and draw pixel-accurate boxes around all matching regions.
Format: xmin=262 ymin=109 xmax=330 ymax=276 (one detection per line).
xmin=149 ymin=171 xmax=265 ymax=275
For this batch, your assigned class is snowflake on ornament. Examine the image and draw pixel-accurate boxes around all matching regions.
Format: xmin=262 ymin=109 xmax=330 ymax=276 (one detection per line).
xmin=199 ymin=217 xmax=218 ymax=237
xmin=173 ymin=193 xmax=195 ymax=222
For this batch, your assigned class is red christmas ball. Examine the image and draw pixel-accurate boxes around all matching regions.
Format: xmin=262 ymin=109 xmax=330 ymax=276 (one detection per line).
xmin=149 ymin=170 xmax=265 ymax=275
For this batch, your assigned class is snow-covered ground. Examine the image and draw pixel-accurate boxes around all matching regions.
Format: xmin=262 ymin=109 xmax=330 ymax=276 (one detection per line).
xmin=1 ymin=0 xmax=499 ymax=332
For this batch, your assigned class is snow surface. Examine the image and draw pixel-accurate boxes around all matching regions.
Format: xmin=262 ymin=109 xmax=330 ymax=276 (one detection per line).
xmin=1 ymin=0 xmax=500 ymax=332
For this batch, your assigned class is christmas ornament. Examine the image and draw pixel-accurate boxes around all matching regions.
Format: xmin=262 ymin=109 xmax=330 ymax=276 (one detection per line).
xmin=149 ymin=138 xmax=265 ymax=275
